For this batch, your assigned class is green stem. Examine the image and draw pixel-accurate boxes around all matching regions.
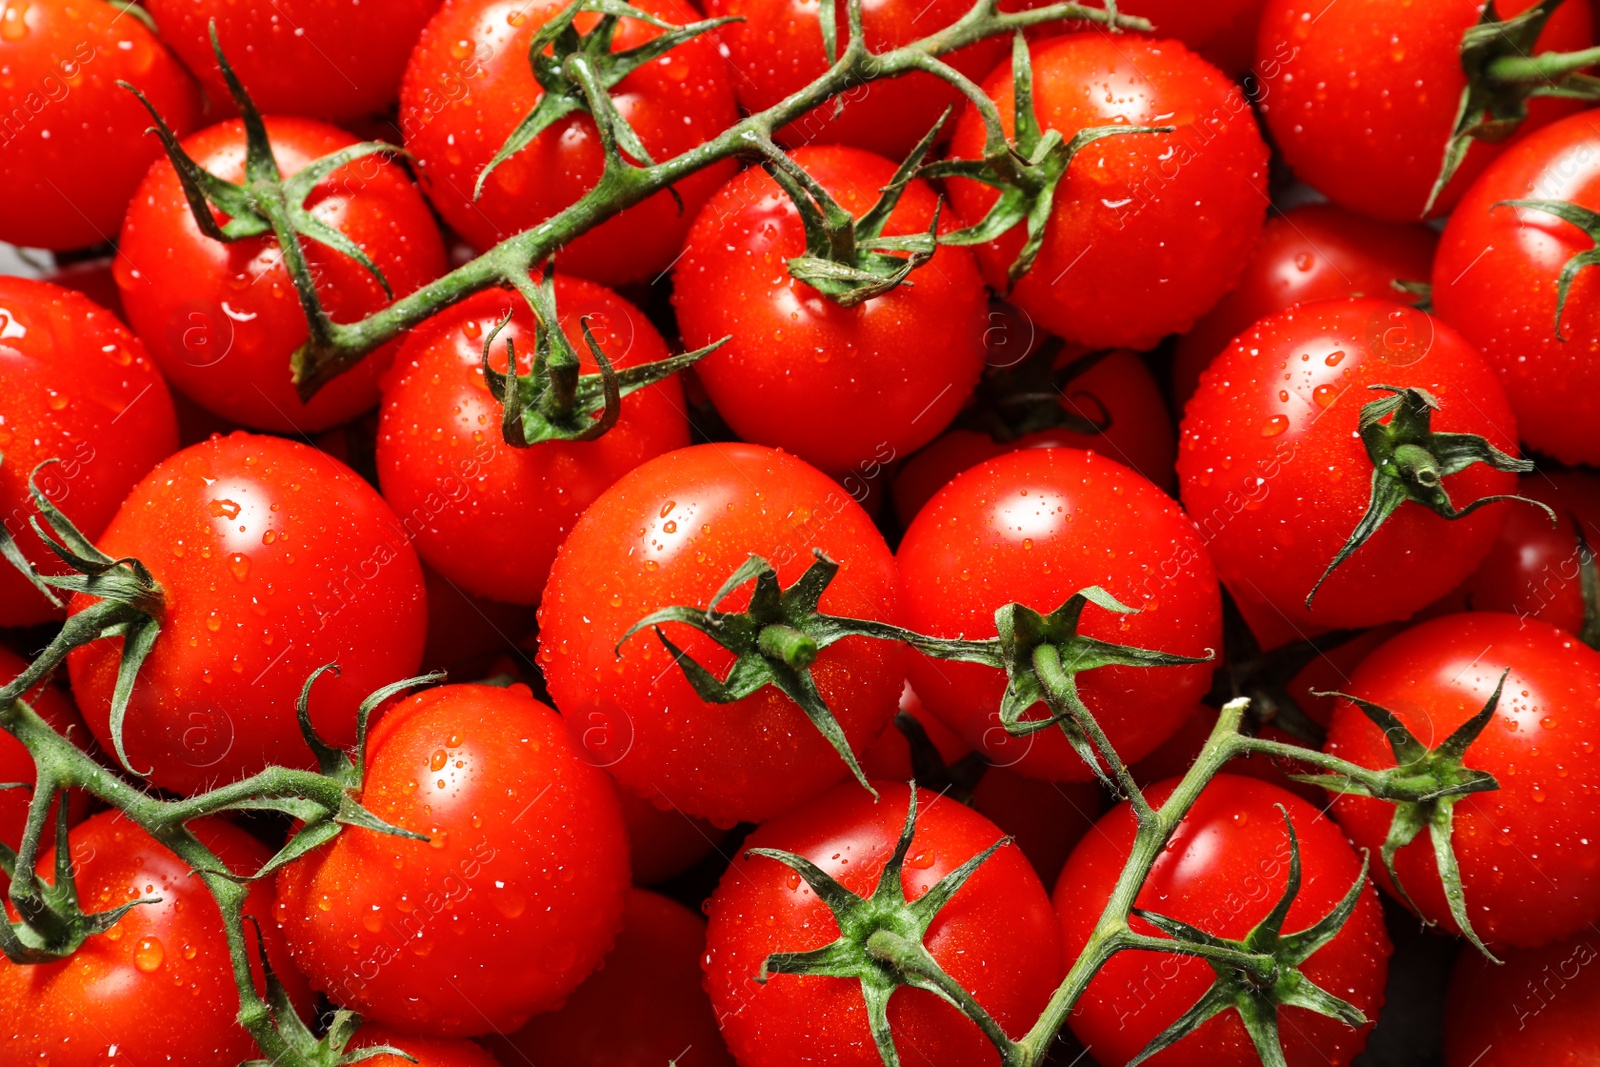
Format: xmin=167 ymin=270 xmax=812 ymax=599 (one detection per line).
xmin=866 ymin=929 xmax=1024 ymax=1066
xmin=1030 ymin=642 xmax=1154 ymax=824
xmin=1487 ymin=45 xmax=1600 ymax=83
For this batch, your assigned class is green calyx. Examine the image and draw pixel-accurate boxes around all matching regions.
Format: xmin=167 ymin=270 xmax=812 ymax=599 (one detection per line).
xmin=1427 ymin=0 xmax=1600 ymax=215
xmin=1300 ymin=670 xmax=1509 ymax=959
xmin=479 ymin=263 xmax=725 ymax=447
xmin=1492 ymin=198 xmax=1600 ymax=340
xmin=1308 ymin=385 xmax=1551 ymax=608
xmin=749 ymin=786 xmax=1023 ymax=1067
xmin=921 ymin=33 xmax=1173 ymax=288
xmin=953 ymin=342 xmax=1113 ymax=443
xmin=765 ymin=112 xmax=948 ymax=307
xmin=1126 ymin=807 xmax=1371 ymax=1067
xmin=474 ymin=0 xmax=736 ymax=199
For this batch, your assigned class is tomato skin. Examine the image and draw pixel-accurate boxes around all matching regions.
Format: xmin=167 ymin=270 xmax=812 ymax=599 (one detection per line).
xmin=0 ymin=646 xmax=90 ymax=852
xmin=673 ymin=146 xmax=987 ymax=475
xmin=945 ymin=35 xmax=1269 ymax=350
xmin=1443 ymin=932 xmax=1600 ymax=1066
xmin=65 ymin=432 xmax=427 ymax=796
xmin=703 ymin=782 xmax=1063 ymax=1067
xmin=1129 ymin=704 xmax=1323 ymax=805
xmin=1178 ymin=297 xmax=1522 ymax=637
xmin=377 ymin=277 xmax=689 ymax=605
xmin=538 ymin=443 xmax=905 ymax=825
xmin=349 ymin=1025 xmax=503 ymax=1067
xmin=114 ymin=116 xmax=447 ymax=433
xmin=0 ymin=278 xmax=179 ymax=627
xmin=0 ymin=812 xmax=309 ymax=1067
xmin=143 ymin=0 xmax=442 ymax=122
xmin=487 ymin=889 xmax=735 ymax=1067
xmin=1004 ymin=0 xmax=1269 ymax=76
xmin=276 ymin=683 xmax=630 ymax=1037
xmin=1056 ymin=775 xmax=1390 ymax=1067
xmin=710 ymin=0 xmax=1006 ymax=158
xmin=399 ymin=0 xmax=738 ymax=285
xmin=1172 ymin=205 xmax=1439 ymax=408
xmin=615 ymin=784 xmax=729 ymax=885
xmin=897 ymin=447 xmax=1221 ymax=781
xmin=1326 ymin=613 xmax=1600 ymax=949
xmin=0 ymin=0 xmax=201 ymax=251
xmin=892 ymin=348 xmax=1177 ymax=526
xmin=1432 ymin=110 xmax=1600 ymax=465
xmin=1256 ymin=0 xmax=1593 ymax=221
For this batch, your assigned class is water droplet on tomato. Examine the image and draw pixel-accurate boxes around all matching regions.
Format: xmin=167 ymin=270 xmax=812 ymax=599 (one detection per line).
xmin=134 ymin=937 xmax=165 ymax=973
xmin=1260 ymin=415 xmax=1289 ymax=437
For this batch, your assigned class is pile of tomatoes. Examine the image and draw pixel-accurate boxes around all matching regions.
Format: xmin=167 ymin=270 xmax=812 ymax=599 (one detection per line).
xmin=3 ymin=0 xmax=1600 ymax=1064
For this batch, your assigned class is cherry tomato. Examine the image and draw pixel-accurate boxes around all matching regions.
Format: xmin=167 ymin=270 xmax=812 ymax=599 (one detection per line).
xmin=350 ymin=1025 xmax=504 ymax=1067
xmin=66 ymin=432 xmax=428 ymax=796
xmin=115 ymin=116 xmax=447 ymax=432
xmin=0 ymin=0 xmax=201 ymax=251
xmin=1256 ymin=0 xmax=1593 ymax=221
xmin=673 ymin=145 xmax=987 ymax=475
xmin=1432 ymin=109 xmax=1600 ymax=465
xmin=144 ymin=0 xmax=442 ymax=122
xmin=276 ymin=682 xmax=631 ymax=1037
xmin=0 ymin=644 xmax=89 ymax=852
xmin=1284 ymin=625 xmax=1400 ymax=728
xmin=377 ymin=276 xmax=689 ymax=605
xmin=1056 ymin=775 xmax=1391 ymax=1067
xmin=1003 ymin=0 xmax=1269 ymax=76
xmin=1427 ymin=470 xmax=1600 ymax=637
xmin=709 ymin=0 xmax=1007 ymax=158
xmin=1326 ymin=612 xmax=1600 ymax=949
xmin=0 ymin=278 xmax=178 ymax=627
xmin=703 ymin=782 xmax=1062 ymax=1067
xmin=0 ymin=812 xmax=309 ymax=1067
xmin=898 ymin=447 xmax=1221 ymax=781
xmin=1442 ymin=931 xmax=1600 ymax=1066
xmin=945 ymin=35 xmax=1269 ymax=350
xmin=538 ymin=443 xmax=905 ymax=825
xmin=1172 ymin=205 xmax=1439 ymax=408
xmin=614 ymin=784 xmax=728 ymax=885
xmin=1178 ymin=298 xmax=1523 ymax=638
xmin=892 ymin=347 xmax=1177 ymax=526
xmin=399 ymin=0 xmax=739 ymax=285
xmin=487 ymin=888 xmax=736 ymax=1067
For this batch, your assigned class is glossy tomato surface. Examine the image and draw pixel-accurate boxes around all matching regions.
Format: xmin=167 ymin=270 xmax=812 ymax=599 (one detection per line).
xmin=899 ymin=447 xmax=1220 ymax=780
xmin=276 ymin=683 xmax=630 ymax=1036
xmin=378 ymin=275 xmax=688 ymax=605
xmin=65 ymin=433 xmax=427 ymax=795
xmin=1433 ymin=109 xmax=1600 ymax=465
xmin=115 ymin=116 xmax=446 ymax=432
xmin=399 ymin=0 xmax=738 ymax=284
xmin=1326 ymin=613 xmax=1600 ymax=949
xmin=1178 ymin=298 xmax=1522 ymax=637
xmin=946 ymin=34 xmax=1269 ymax=350
xmin=350 ymin=1025 xmax=503 ymax=1066
xmin=1443 ymin=931 xmax=1600 ymax=1066
xmin=1056 ymin=775 xmax=1391 ymax=1067
xmin=0 ymin=645 xmax=89 ymax=851
xmin=539 ymin=443 xmax=904 ymax=825
xmin=675 ymin=145 xmax=987 ymax=475
xmin=0 ymin=278 xmax=178 ymax=626
xmin=704 ymin=782 xmax=1062 ymax=1067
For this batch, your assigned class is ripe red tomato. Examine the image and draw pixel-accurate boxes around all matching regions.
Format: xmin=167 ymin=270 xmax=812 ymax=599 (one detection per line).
xmin=892 ymin=347 xmax=1177 ymax=526
xmin=350 ymin=1025 xmax=503 ymax=1067
xmin=945 ymin=35 xmax=1269 ymax=350
xmin=1442 ymin=931 xmax=1600 ymax=1066
xmin=0 ymin=811 xmax=309 ymax=1067
xmin=417 ymin=564 xmax=538 ymax=676
xmin=673 ymin=145 xmax=987 ymax=475
xmin=897 ymin=447 xmax=1221 ymax=781
xmin=703 ymin=782 xmax=1062 ymax=1067
xmin=66 ymin=432 xmax=427 ymax=795
xmin=614 ymin=784 xmax=729 ymax=885
xmin=709 ymin=0 xmax=1007 ymax=158
xmin=1326 ymin=612 xmax=1600 ymax=949
xmin=1178 ymin=298 xmax=1523 ymax=638
xmin=0 ymin=644 xmax=89 ymax=851
xmin=1432 ymin=110 xmax=1600 ymax=465
xmin=1256 ymin=0 xmax=1593 ymax=221
xmin=114 ymin=117 xmax=447 ymax=433
xmin=378 ymin=276 xmax=689 ymax=605
xmin=399 ymin=0 xmax=738 ymax=285
xmin=143 ymin=0 xmax=442 ymax=122
xmin=1428 ymin=470 xmax=1600 ymax=637
xmin=1056 ymin=775 xmax=1391 ymax=1067
xmin=276 ymin=682 xmax=630 ymax=1037
xmin=0 ymin=0 xmax=200 ymax=251
xmin=487 ymin=888 xmax=736 ymax=1067
xmin=0 ymin=278 xmax=178 ymax=627
xmin=539 ymin=443 xmax=905 ymax=825
xmin=1172 ymin=205 xmax=1439 ymax=408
